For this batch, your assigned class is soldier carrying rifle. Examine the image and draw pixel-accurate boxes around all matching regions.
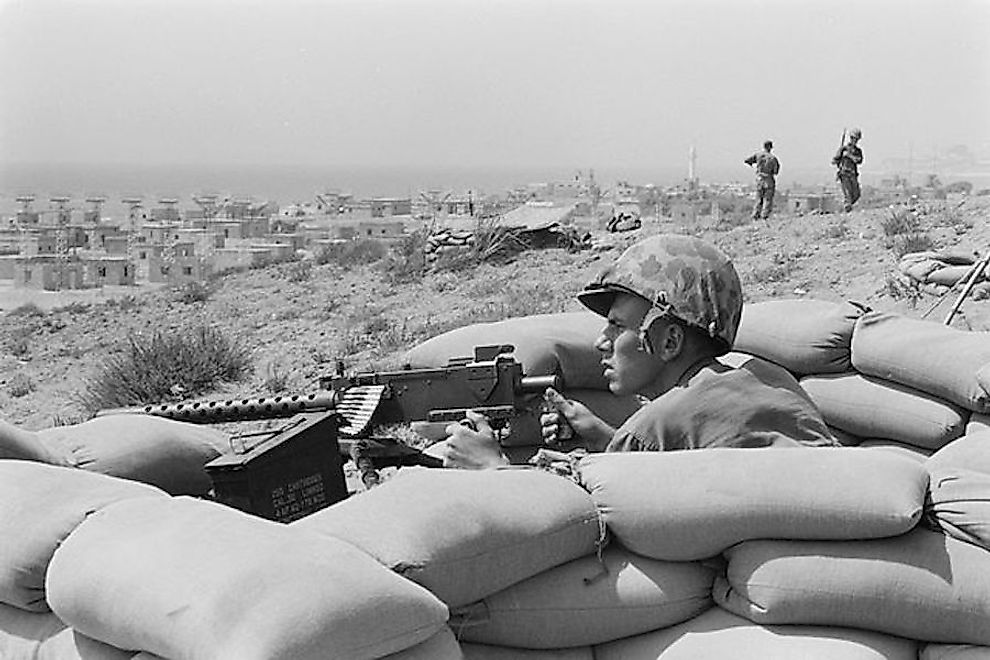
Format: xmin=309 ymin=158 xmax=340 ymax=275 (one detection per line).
xmin=833 ymin=127 xmax=864 ymax=212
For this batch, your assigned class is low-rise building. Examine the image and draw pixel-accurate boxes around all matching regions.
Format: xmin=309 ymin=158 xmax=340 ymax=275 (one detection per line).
xmin=13 ymin=256 xmax=85 ymax=290
xmin=370 ymin=198 xmax=412 ymax=218
xmin=85 ymin=257 xmax=135 ymax=286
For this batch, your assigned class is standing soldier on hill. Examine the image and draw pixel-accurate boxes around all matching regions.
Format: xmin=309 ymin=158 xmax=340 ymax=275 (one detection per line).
xmin=744 ymin=140 xmax=781 ymax=220
xmin=833 ymin=128 xmax=864 ymax=212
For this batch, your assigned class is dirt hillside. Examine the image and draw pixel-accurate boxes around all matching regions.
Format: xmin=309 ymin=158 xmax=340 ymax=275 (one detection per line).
xmin=2 ymin=196 xmax=989 ymax=431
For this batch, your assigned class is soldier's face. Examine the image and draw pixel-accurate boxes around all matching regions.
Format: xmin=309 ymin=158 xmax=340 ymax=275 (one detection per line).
xmin=594 ymin=293 xmax=665 ymax=396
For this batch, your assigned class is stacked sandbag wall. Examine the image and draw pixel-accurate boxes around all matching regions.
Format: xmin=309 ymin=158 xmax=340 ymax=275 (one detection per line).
xmin=411 ymin=300 xmax=990 ymax=657
xmin=897 ymin=249 xmax=990 ymax=299
xmin=721 ymin=298 xmax=990 ymax=657
xmin=3 ymin=301 xmax=990 ymax=656
xmin=0 ymin=459 xmax=454 ymax=660
xmin=0 ymin=460 xmax=169 ymax=659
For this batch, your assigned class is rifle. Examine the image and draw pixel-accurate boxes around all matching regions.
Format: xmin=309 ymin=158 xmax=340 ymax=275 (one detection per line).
xmin=96 ymin=345 xmax=561 ymax=520
xmin=833 ymin=129 xmax=847 ymax=169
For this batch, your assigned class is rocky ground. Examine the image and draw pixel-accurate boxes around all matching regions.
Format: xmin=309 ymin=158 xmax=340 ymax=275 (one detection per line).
xmin=2 ymin=195 xmax=989 ymax=431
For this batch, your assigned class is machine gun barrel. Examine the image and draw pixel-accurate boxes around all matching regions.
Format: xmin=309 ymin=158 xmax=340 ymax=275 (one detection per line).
xmin=95 ymin=392 xmax=336 ymax=424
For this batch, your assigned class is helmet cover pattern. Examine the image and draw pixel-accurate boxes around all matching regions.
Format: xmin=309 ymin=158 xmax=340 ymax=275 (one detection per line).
xmin=577 ymin=234 xmax=743 ymax=354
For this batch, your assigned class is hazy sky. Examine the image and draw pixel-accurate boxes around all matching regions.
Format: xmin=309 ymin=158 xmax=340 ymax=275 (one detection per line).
xmin=1 ymin=0 xmax=988 ymax=176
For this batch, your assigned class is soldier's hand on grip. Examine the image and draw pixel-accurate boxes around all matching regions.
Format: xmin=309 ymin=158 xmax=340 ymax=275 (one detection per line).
xmin=443 ymin=410 xmax=508 ymax=469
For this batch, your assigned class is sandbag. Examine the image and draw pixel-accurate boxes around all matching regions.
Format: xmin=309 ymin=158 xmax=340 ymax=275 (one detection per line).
xmin=0 ymin=602 xmax=135 ymax=660
xmin=921 ymin=644 xmax=990 ymax=659
xmin=451 ymin=546 xmax=714 ymax=649
xmin=800 ymin=373 xmax=968 ymax=450
xmin=851 ymin=311 xmax=990 ymax=413
xmin=404 ymin=312 xmax=609 ymax=390
xmin=902 ymin=258 xmax=943 ymax=282
xmin=293 ymin=467 xmax=603 ymax=608
xmin=829 ymin=425 xmax=864 ymax=446
xmin=928 ymin=265 xmax=977 ymax=287
xmin=383 ymin=627 xmax=463 ymax=659
xmin=578 ymin=449 xmax=927 ymax=561
xmin=0 ymin=420 xmax=63 ymax=464
xmin=462 ymin=644 xmax=593 ymax=659
xmin=966 ymin=413 xmax=990 ymax=435
xmin=928 ymin=432 xmax=990 ymax=474
xmin=594 ymin=606 xmax=918 ymax=660
xmin=926 ymin=466 xmax=990 ymax=551
xmin=857 ymin=439 xmax=932 ymax=461
xmin=46 ymin=496 xmax=448 ymax=660
xmin=0 ymin=460 xmax=166 ymax=612
xmin=37 ymin=415 xmax=229 ymax=496
xmin=716 ymin=527 xmax=990 ymax=645
xmin=732 ymin=299 xmax=869 ymax=376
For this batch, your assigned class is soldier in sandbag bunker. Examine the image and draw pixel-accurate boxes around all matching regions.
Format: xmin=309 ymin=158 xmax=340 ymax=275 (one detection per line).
xmin=442 ymin=233 xmax=839 ymax=469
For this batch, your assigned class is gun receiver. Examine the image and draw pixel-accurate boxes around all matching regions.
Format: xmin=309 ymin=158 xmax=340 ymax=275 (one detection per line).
xmin=324 ymin=344 xmax=561 ymax=435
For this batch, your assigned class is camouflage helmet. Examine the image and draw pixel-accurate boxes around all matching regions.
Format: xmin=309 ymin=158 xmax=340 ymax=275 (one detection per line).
xmin=577 ymin=234 xmax=743 ymax=354
xmin=849 ymin=127 xmax=862 ymax=139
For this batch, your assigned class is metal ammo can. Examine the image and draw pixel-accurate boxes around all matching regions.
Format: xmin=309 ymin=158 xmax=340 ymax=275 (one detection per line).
xmin=204 ymin=412 xmax=348 ymax=523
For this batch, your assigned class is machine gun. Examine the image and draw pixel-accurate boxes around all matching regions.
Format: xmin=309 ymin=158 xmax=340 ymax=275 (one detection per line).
xmin=96 ymin=345 xmax=561 ymax=521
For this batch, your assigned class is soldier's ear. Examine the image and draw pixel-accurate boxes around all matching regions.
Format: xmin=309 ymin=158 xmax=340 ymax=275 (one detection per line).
xmin=647 ymin=321 xmax=685 ymax=361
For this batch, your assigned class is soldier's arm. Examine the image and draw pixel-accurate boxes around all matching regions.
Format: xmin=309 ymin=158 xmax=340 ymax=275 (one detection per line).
xmin=744 ymin=154 xmax=757 ymax=166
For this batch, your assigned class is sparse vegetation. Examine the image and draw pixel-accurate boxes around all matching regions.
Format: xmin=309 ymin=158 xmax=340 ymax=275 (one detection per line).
xmin=285 ymin=259 xmax=313 ymax=283
xmin=53 ymin=301 xmax=92 ymax=315
xmin=316 ymin=239 xmax=388 ymax=268
xmin=891 ymin=233 xmax=936 ymax=259
xmin=881 ymin=208 xmax=921 ymax=236
xmin=819 ymin=221 xmax=850 ymax=240
xmin=7 ymin=302 xmax=44 ymax=318
xmin=262 ymin=361 xmax=291 ymax=393
xmin=51 ymin=412 xmax=87 ymax=427
xmin=884 ymin=274 xmax=922 ymax=308
xmin=7 ymin=372 xmax=34 ymax=398
xmin=173 ymin=280 xmax=215 ymax=304
xmin=80 ymin=324 xmax=253 ymax=411
xmin=104 ymin=295 xmax=143 ymax=312
xmin=384 ymin=230 xmax=429 ymax=283
xmin=744 ymin=250 xmax=800 ymax=284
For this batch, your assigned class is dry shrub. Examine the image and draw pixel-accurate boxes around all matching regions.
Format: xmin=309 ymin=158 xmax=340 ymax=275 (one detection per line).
xmin=284 ymin=259 xmax=313 ymax=282
xmin=81 ymin=324 xmax=252 ymax=411
xmin=316 ymin=239 xmax=387 ymax=268
xmin=173 ymin=280 xmax=214 ymax=304
xmin=384 ymin=229 xmax=430 ymax=283
xmin=892 ymin=233 xmax=936 ymax=259
xmin=104 ymin=295 xmax=143 ymax=312
xmin=881 ymin=209 xmax=921 ymax=236
xmin=7 ymin=372 xmax=34 ymax=398
xmin=7 ymin=303 xmax=44 ymax=318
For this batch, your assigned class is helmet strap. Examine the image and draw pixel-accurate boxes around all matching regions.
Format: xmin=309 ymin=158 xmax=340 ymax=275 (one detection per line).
xmin=638 ymin=294 xmax=673 ymax=355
